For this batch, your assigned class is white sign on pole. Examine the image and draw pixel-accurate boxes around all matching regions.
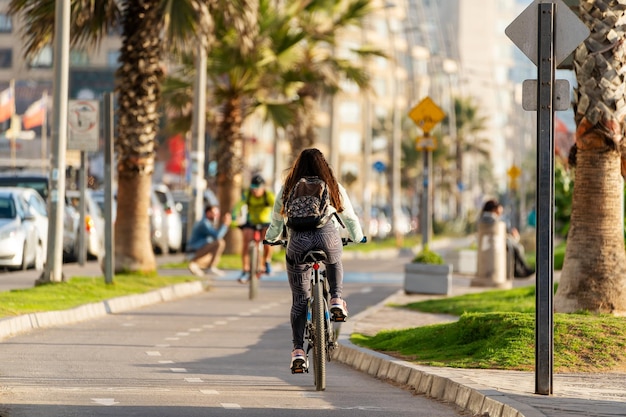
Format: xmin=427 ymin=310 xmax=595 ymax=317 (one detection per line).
xmin=68 ymin=99 xmax=99 ymax=151
xmin=505 ymin=0 xmax=589 ymax=67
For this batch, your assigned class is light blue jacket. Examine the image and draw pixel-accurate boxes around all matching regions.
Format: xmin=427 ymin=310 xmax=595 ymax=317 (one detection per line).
xmin=186 ymin=217 xmax=229 ymax=252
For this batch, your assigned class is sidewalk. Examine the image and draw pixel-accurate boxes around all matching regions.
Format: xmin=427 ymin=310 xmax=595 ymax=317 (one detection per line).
xmin=1 ymin=248 xmax=624 ymax=417
xmin=335 ymin=273 xmax=626 ymax=417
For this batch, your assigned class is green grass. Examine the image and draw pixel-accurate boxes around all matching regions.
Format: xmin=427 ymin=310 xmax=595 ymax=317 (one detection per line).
xmin=353 ymin=284 xmax=626 ymax=373
xmin=0 ymin=274 xmax=199 ymax=318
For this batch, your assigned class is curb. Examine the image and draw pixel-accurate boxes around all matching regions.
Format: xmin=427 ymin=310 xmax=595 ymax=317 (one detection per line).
xmin=335 ymin=295 xmax=547 ymax=417
xmin=0 ymin=280 xmax=207 ymax=341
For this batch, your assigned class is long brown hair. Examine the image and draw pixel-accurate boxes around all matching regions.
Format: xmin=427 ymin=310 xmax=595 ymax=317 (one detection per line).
xmin=281 ymin=148 xmax=344 ymax=213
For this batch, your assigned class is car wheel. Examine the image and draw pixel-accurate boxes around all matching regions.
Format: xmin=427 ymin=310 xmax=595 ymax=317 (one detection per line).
xmin=34 ymin=242 xmax=45 ymax=271
xmin=20 ymin=242 xmax=28 ymax=271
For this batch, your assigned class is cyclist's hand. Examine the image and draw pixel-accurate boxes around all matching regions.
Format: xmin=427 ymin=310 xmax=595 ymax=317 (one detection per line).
xmin=222 ymin=212 xmax=233 ymax=226
xmin=360 ymin=236 xmax=367 ymax=243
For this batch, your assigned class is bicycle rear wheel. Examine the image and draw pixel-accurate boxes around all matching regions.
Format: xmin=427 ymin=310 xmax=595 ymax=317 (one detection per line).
xmin=312 ymin=278 xmax=326 ymax=391
xmin=248 ymin=242 xmax=259 ymax=300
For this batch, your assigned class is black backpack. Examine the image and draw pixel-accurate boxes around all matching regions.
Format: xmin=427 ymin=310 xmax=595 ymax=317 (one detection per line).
xmin=285 ymin=177 xmax=332 ymax=231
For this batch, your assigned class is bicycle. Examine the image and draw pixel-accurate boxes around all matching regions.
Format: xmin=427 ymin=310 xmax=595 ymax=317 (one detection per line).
xmin=265 ymin=237 xmax=360 ymax=391
xmin=241 ymin=224 xmax=265 ymax=300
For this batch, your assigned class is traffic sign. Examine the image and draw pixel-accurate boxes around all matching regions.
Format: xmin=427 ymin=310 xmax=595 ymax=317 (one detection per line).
xmin=68 ymin=99 xmax=99 ymax=152
xmin=408 ymin=97 xmax=445 ymax=134
xmin=505 ymin=0 xmax=589 ymax=67
xmin=415 ymin=136 xmax=437 ymax=151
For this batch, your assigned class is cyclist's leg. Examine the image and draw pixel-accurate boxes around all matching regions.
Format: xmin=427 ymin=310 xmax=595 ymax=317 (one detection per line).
xmin=286 ymin=232 xmax=313 ymax=349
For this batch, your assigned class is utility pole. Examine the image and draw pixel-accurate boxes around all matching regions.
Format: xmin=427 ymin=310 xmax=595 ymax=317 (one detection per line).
xmin=39 ymin=0 xmax=70 ymax=284
xmin=188 ymin=42 xmax=207 ymax=236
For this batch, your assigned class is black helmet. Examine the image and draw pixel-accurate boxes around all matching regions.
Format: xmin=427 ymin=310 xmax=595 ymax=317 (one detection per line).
xmin=250 ymin=174 xmax=265 ymax=189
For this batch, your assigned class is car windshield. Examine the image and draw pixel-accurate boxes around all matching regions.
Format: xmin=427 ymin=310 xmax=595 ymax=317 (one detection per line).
xmin=0 ymin=196 xmax=16 ymax=219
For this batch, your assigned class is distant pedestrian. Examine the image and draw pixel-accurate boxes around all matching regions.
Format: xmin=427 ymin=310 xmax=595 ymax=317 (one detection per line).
xmin=186 ymin=205 xmax=232 ymax=277
xmin=480 ymin=199 xmax=534 ymax=278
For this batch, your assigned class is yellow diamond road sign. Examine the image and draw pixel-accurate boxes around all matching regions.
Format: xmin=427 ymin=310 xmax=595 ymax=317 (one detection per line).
xmin=408 ymin=97 xmax=445 ymax=133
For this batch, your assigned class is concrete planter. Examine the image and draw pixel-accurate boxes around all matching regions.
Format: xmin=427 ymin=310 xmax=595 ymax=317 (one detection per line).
xmin=404 ymin=263 xmax=453 ymax=295
xmin=444 ymin=249 xmax=477 ymax=275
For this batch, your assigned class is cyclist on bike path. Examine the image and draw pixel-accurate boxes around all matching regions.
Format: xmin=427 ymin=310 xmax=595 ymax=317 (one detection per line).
xmin=265 ymin=148 xmax=365 ymax=371
xmin=233 ymin=174 xmax=275 ymax=283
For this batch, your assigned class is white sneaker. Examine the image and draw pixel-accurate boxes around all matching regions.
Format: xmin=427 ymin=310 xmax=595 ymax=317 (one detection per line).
xmin=207 ymin=267 xmax=225 ymax=277
xmin=188 ymin=262 xmax=205 ymax=277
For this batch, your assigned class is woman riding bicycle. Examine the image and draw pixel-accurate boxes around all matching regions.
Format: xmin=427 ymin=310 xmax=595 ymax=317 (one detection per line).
xmin=265 ymin=148 xmax=365 ymax=371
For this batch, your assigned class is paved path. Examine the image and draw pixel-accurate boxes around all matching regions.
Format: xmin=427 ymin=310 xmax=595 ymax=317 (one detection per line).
xmin=0 ymin=244 xmax=624 ymax=417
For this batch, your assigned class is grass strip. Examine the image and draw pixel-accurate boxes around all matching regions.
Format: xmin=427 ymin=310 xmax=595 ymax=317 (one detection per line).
xmin=0 ymin=274 xmax=198 ymax=318
xmin=354 ymin=284 xmax=626 ymax=372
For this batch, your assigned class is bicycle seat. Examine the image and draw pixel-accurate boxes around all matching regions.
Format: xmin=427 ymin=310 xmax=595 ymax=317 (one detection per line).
xmin=302 ymin=250 xmax=327 ymax=263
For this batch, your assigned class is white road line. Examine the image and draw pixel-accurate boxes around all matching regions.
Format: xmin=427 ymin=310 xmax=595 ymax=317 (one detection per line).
xmin=214 ymin=320 xmax=228 ymax=325
xmin=170 ymin=368 xmax=187 ymax=373
xmin=155 ymin=344 xmax=170 ymax=348
xmin=176 ymin=332 xmax=190 ymax=336
xmin=158 ymin=360 xmax=174 ymax=364
xmin=185 ymin=377 xmax=203 ymax=383
xmin=188 ymin=328 xmax=202 ymax=332
xmin=227 ymin=317 xmax=241 ymax=321
xmin=360 ymin=286 xmax=373 ymax=293
xmin=238 ymin=312 xmax=252 ymax=317
xmin=146 ymin=351 xmax=161 ymax=356
xmin=165 ymin=337 xmax=180 ymax=341
xmin=221 ymin=403 xmax=242 ymax=409
xmin=200 ymin=389 xmax=219 ymax=395
xmin=121 ymin=323 xmax=135 ymax=327
xmin=203 ymin=324 xmax=215 ymax=328
xmin=92 ymin=398 xmax=119 ymax=406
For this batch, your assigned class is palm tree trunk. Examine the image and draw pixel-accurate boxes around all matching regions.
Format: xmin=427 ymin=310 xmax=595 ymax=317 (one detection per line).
xmin=554 ymin=125 xmax=626 ymax=314
xmin=554 ymin=0 xmax=626 ymax=315
xmin=113 ymin=0 xmax=163 ymax=273
xmin=216 ymin=96 xmax=244 ymax=255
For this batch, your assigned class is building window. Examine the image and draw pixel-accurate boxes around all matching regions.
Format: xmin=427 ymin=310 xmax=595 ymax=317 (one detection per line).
xmin=0 ymin=49 xmax=12 ymax=68
xmin=29 ymin=46 xmax=53 ymax=68
xmin=0 ymin=15 xmax=12 ymax=33
xmin=70 ymin=50 xmax=90 ymax=66
xmin=107 ymin=50 xmax=120 ymax=67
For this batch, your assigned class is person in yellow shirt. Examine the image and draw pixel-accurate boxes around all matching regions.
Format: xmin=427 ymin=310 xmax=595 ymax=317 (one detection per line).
xmin=233 ymin=174 xmax=275 ymax=282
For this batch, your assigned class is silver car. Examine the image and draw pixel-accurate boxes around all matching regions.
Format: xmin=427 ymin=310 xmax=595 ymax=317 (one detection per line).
xmin=0 ymin=187 xmax=48 ymax=271
xmin=152 ymin=183 xmax=183 ymax=253
xmin=66 ymin=189 xmax=105 ymax=261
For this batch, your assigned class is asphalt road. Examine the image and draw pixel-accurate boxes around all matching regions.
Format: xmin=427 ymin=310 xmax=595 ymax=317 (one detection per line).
xmin=0 ymin=254 xmax=469 ymax=417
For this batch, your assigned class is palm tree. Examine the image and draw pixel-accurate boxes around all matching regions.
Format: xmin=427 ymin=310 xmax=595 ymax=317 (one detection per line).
xmin=450 ymin=96 xmax=490 ymax=218
xmin=162 ymin=0 xmax=305 ymax=253
xmin=6 ymin=0 xmax=222 ymax=273
xmin=554 ymin=1 xmax=626 ymax=314
xmin=284 ymin=0 xmax=380 ymax=161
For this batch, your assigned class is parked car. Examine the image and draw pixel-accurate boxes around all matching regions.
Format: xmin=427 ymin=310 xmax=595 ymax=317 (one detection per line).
xmin=0 ymin=187 xmax=48 ymax=271
xmin=66 ymin=189 xmax=105 ymax=261
xmin=92 ymin=188 xmax=169 ymax=255
xmin=152 ymin=183 xmax=183 ymax=253
xmin=0 ymin=172 xmax=78 ymax=260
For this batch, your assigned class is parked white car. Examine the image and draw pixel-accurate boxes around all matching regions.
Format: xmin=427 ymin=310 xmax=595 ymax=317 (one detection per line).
xmin=66 ymin=189 xmax=105 ymax=261
xmin=153 ymin=183 xmax=183 ymax=253
xmin=0 ymin=187 xmax=48 ymax=271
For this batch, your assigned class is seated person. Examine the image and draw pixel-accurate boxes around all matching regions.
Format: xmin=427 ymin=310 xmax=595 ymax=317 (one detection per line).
xmin=186 ymin=204 xmax=232 ymax=277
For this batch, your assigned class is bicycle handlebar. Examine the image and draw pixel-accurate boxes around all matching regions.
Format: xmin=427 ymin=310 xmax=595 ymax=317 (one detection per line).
xmin=262 ymin=236 xmax=367 ymax=247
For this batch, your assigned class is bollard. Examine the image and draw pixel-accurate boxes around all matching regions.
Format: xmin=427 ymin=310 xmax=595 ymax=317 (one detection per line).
xmin=472 ymin=219 xmax=512 ymax=288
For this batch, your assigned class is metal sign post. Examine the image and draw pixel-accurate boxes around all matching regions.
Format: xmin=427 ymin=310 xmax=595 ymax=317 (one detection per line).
xmin=506 ymin=0 xmax=589 ymax=395
xmin=409 ymin=97 xmax=445 ymax=249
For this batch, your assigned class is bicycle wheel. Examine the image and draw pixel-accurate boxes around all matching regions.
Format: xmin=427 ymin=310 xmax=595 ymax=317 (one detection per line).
xmin=312 ymin=277 xmax=327 ymax=391
xmin=248 ymin=242 xmax=259 ymax=300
